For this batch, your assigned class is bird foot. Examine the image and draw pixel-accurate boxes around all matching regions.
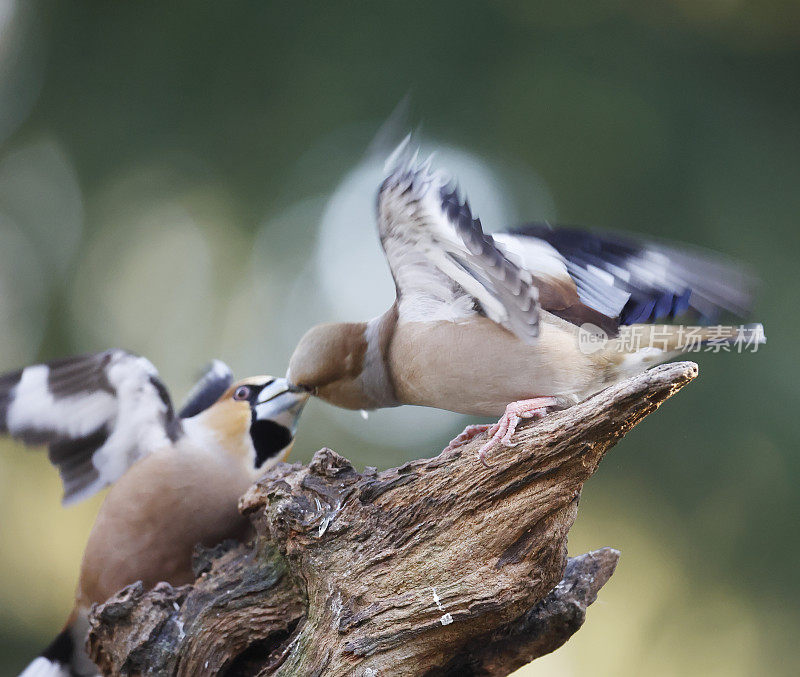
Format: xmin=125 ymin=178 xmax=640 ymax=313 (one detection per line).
xmin=443 ymin=424 xmax=493 ymax=454
xmin=477 ymin=397 xmax=560 ymax=467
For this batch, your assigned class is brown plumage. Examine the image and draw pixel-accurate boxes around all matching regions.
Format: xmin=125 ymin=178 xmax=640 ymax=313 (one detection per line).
xmin=287 ymin=144 xmax=764 ymax=462
xmin=3 ymin=354 xmax=308 ymax=676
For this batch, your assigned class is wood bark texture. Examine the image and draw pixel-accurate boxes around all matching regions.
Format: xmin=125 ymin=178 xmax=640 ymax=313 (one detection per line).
xmin=88 ymin=361 xmax=699 ymax=676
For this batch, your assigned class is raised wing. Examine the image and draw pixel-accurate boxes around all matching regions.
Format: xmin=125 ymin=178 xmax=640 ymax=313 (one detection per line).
xmin=0 ymin=349 xmax=181 ymax=505
xmin=377 ymin=145 xmax=541 ymax=342
xmin=178 ymin=359 xmax=233 ymax=418
xmin=500 ymin=224 xmax=758 ymax=326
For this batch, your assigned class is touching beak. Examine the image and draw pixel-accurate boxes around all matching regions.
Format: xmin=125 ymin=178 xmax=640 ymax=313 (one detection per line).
xmin=253 ymin=378 xmax=310 ymax=434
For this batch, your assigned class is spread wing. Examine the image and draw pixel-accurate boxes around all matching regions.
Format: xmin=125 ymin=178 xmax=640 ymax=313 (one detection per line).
xmin=0 ymin=349 xmax=182 ymax=505
xmin=377 ymin=144 xmax=542 ymax=342
xmin=178 ymin=359 xmax=233 ymax=418
xmin=498 ymin=224 xmax=758 ymax=327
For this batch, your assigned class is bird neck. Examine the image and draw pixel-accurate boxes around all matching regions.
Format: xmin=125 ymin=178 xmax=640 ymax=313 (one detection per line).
xmin=357 ymin=306 xmax=400 ymax=409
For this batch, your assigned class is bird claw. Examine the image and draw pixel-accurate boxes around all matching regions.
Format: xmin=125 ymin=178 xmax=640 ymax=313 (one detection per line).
xmin=476 ymin=397 xmax=560 ymax=466
xmin=443 ymin=423 xmax=492 ymax=454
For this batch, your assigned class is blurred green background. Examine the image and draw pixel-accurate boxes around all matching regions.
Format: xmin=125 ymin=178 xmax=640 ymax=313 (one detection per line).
xmin=0 ymin=2 xmax=798 ymax=675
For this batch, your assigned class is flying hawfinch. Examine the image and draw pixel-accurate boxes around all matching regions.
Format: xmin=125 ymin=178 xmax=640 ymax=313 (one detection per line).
xmin=2 ymin=350 xmax=308 ymax=677
xmin=287 ymin=143 xmax=764 ymax=463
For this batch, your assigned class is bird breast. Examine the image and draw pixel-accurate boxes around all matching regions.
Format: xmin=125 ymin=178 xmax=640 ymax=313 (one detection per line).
xmin=76 ymin=442 xmax=254 ymax=606
xmin=388 ymin=315 xmax=608 ymax=417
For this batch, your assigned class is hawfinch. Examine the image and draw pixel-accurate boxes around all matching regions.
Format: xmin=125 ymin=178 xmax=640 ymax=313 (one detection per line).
xmin=287 ymin=143 xmax=764 ymax=462
xmin=2 ymin=350 xmax=308 ymax=677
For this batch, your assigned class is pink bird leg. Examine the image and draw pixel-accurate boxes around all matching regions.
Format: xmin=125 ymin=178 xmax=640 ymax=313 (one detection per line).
xmin=443 ymin=424 xmax=493 ymax=454
xmin=477 ymin=397 xmax=560 ymax=466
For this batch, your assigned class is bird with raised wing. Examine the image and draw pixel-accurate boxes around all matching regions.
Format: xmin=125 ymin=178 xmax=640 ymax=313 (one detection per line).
xmin=2 ymin=350 xmax=308 ymax=677
xmin=287 ymin=142 xmax=764 ymax=463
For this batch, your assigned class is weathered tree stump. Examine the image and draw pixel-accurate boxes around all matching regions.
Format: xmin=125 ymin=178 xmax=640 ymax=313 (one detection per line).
xmin=87 ymin=361 xmax=698 ymax=676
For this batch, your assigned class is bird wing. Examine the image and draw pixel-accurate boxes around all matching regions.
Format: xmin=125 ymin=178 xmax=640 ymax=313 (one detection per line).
xmin=377 ymin=143 xmax=542 ymax=343
xmin=178 ymin=359 xmax=234 ymax=418
xmin=0 ymin=349 xmax=182 ymax=505
xmin=498 ymin=223 xmax=758 ymax=327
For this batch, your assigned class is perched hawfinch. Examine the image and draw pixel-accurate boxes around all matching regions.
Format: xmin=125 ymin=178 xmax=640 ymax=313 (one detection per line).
xmin=287 ymin=142 xmax=764 ymax=463
xmin=2 ymin=350 xmax=308 ymax=677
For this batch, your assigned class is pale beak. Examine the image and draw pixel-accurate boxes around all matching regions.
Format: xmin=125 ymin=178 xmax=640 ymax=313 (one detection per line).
xmin=253 ymin=378 xmax=309 ymax=434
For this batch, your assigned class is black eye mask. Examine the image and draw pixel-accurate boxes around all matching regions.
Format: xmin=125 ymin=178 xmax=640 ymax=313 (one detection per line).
xmin=249 ymin=417 xmax=293 ymax=468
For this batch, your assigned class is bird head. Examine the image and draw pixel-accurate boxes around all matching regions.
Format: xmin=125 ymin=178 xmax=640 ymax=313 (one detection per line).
xmin=286 ymin=322 xmax=371 ymax=409
xmin=197 ymin=375 xmax=309 ymax=469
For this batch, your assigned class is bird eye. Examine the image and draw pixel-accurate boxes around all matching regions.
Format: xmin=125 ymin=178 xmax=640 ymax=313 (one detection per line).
xmin=233 ymin=385 xmax=251 ymax=401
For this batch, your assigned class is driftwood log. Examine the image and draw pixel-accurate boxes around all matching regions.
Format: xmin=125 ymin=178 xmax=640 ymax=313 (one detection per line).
xmin=87 ymin=361 xmax=698 ymax=676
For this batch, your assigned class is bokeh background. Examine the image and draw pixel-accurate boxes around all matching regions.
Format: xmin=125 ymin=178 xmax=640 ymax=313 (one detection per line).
xmin=0 ymin=2 xmax=798 ymax=674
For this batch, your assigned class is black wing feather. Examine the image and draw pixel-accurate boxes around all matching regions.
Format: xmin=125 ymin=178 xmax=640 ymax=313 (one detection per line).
xmin=504 ymin=223 xmax=757 ymax=326
xmin=178 ymin=360 xmax=234 ymax=418
xmin=0 ymin=349 xmax=181 ymax=504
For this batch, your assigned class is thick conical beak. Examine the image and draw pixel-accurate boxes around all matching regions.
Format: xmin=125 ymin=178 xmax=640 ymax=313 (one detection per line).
xmin=253 ymin=377 xmax=309 ymax=434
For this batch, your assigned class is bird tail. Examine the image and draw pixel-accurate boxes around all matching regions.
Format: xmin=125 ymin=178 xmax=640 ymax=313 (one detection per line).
xmin=18 ymin=628 xmax=75 ymax=677
xmin=18 ymin=607 xmax=97 ymax=677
